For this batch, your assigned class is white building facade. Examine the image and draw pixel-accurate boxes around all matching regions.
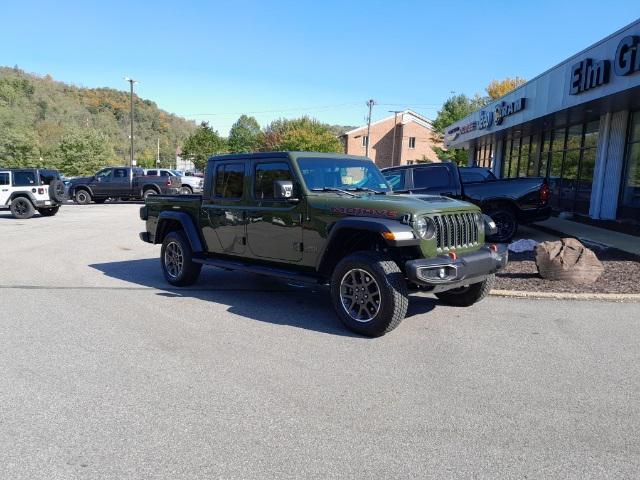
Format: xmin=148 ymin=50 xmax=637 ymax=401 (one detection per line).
xmin=445 ymin=19 xmax=640 ymax=226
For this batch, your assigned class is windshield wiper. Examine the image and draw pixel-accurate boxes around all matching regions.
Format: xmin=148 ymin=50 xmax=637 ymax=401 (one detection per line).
xmin=310 ymin=187 xmax=356 ymax=197
xmin=346 ymin=187 xmax=387 ymax=195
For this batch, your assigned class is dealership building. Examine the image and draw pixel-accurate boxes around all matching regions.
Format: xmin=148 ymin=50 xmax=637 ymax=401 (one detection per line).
xmin=445 ymin=18 xmax=640 ymax=227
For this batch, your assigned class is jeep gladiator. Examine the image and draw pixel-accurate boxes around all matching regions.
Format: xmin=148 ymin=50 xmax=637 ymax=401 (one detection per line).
xmin=140 ymin=152 xmax=508 ymax=336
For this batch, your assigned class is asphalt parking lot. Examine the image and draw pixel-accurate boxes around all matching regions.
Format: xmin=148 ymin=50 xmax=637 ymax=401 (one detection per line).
xmin=1 ymin=203 xmax=639 ymax=479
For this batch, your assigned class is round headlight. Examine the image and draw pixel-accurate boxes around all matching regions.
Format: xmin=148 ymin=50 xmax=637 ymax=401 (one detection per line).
xmin=474 ymin=212 xmax=485 ymax=233
xmin=414 ymin=216 xmax=436 ymax=240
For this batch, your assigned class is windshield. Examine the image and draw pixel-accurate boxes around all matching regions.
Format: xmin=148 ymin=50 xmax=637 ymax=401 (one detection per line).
xmin=296 ymin=157 xmax=391 ymax=193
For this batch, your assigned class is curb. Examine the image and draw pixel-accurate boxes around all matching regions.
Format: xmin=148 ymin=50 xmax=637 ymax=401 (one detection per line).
xmin=490 ymin=289 xmax=640 ymax=302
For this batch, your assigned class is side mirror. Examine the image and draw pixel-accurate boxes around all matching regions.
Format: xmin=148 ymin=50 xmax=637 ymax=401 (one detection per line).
xmin=274 ymin=180 xmax=298 ymax=202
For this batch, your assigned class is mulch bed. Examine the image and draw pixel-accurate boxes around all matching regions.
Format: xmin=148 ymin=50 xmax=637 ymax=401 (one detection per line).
xmin=495 ymin=247 xmax=640 ymax=294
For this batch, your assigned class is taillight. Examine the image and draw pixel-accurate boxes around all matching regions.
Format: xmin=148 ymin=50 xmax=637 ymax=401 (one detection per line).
xmin=166 ymin=179 xmax=171 ymax=186
xmin=539 ymin=183 xmax=550 ymax=203
xmin=38 ymin=188 xmax=45 ymax=194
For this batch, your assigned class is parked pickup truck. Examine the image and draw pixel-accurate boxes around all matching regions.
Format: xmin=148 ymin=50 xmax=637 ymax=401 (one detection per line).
xmin=68 ymin=166 xmax=181 ymax=204
xmin=139 ymin=152 xmax=508 ymax=337
xmin=382 ymin=163 xmax=551 ymax=242
xmin=144 ymin=168 xmax=204 ymax=194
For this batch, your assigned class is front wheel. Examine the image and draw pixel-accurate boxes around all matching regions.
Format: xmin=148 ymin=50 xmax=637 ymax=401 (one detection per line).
xmin=330 ymin=251 xmax=408 ymax=337
xmin=160 ymin=230 xmax=202 ymax=286
xmin=435 ymin=274 xmax=495 ymax=307
xmin=74 ymin=190 xmax=92 ymax=205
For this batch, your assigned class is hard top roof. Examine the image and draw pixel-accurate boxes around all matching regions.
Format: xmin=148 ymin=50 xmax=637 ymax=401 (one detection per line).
xmin=208 ymin=151 xmax=371 ymax=162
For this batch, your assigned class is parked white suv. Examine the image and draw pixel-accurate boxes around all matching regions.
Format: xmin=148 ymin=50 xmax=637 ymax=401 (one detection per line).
xmin=144 ymin=169 xmax=203 ymax=194
xmin=0 ymin=168 xmax=66 ymax=219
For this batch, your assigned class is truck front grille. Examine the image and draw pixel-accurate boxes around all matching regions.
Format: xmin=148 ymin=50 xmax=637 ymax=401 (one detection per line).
xmin=432 ymin=213 xmax=479 ymax=252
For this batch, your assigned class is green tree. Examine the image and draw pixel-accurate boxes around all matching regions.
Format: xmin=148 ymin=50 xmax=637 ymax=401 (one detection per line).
xmin=0 ymin=127 xmax=41 ymax=167
xmin=431 ymin=93 xmax=486 ymax=135
xmin=486 ymin=77 xmax=526 ymax=100
xmin=262 ymin=116 xmax=342 ymax=153
xmin=180 ymin=122 xmax=227 ymax=170
xmin=228 ymin=115 xmax=262 ymax=153
xmin=431 ymin=93 xmax=487 ymax=166
xmin=53 ymin=129 xmax=116 ymax=176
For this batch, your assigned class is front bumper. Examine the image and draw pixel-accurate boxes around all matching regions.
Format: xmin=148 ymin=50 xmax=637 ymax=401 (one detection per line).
xmin=405 ymin=245 xmax=508 ymax=292
xmin=139 ymin=231 xmax=152 ymax=243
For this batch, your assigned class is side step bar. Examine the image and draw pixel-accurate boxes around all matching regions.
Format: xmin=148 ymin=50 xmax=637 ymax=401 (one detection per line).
xmin=192 ymin=255 xmax=325 ymax=285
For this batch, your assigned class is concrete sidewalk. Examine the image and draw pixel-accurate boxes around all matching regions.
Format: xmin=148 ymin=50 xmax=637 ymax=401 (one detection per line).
xmin=533 ymin=217 xmax=640 ymax=257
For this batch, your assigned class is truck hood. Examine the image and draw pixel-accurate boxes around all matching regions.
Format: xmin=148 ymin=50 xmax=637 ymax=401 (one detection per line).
xmin=69 ymin=176 xmax=93 ymax=185
xmin=307 ymin=192 xmax=479 ymax=220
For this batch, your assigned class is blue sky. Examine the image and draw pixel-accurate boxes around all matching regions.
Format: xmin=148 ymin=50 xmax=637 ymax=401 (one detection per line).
xmin=1 ymin=1 xmax=638 ymax=134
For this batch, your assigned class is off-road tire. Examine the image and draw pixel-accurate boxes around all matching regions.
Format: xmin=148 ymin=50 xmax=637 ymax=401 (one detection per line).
xmin=10 ymin=197 xmax=35 ymax=219
xmin=74 ymin=189 xmax=92 ymax=205
xmin=330 ymin=251 xmax=408 ymax=337
xmin=48 ymin=179 xmax=66 ymax=203
xmin=160 ymin=230 xmax=202 ymax=287
xmin=180 ymin=186 xmax=192 ymax=195
xmin=37 ymin=206 xmax=60 ymax=217
xmin=143 ymin=189 xmax=158 ymax=200
xmin=435 ymin=274 xmax=495 ymax=307
xmin=486 ymin=206 xmax=518 ymax=243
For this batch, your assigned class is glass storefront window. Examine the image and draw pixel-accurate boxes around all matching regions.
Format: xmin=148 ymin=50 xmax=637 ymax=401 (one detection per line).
xmin=621 ymin=111 xmax=640 ymax=215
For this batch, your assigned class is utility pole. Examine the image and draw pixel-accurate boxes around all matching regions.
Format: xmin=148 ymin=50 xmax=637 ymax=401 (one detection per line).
xmin=124 ymin=77 xmax=138 ymax=166
xmin=157 ymin=138 xmax=160 ymax=166
xmin=389 ymin=110 xmax=402 ymax=167
xmin=365 ymin=99 xmax=375 ymax=158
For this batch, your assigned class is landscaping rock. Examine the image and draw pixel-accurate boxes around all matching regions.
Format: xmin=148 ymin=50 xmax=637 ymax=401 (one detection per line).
xmin=535 ymin=238 xmax=604 ymax=284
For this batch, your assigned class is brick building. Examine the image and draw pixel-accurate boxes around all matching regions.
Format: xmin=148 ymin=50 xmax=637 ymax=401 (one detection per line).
xmin=341 ymin=110 xmax=441 ymax=168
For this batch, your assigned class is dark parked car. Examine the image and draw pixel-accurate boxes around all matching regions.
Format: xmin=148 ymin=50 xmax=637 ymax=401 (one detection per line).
xmin=68 ymin=167 xmax=181 ymax=204
xmin=382 ymin=162 xmax=551 ymax=242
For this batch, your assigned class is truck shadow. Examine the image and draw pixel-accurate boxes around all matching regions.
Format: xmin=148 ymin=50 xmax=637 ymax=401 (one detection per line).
xmin=89 ymin=258 xmax=437 ymax=337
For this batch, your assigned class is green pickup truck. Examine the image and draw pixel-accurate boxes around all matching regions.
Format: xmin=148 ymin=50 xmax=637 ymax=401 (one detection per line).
xmin=140 ymin=152 xmax=508 ymax=336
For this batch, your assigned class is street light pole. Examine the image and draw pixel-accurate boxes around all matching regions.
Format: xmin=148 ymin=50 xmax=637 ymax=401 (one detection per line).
xmin=389 ymin=110 xmax=402 ymax=167
xmin=124 ymin=77 xmax=138 ymax=166
xmin=365 ymin=99 xmax=375 ymax=158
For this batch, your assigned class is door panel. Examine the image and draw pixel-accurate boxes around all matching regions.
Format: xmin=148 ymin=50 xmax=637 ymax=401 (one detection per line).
xmin=111 ymin=168 xmax=131 ymax=196
xmin=0 ymin=172 xmax=11 ymax=204
xmin=91 ymin=168 xmax=113 ymax=196
xmin=201 ymin=161 xmax=247 ymax=255
xmin=246 ymin=161 xmax=303 ymax=262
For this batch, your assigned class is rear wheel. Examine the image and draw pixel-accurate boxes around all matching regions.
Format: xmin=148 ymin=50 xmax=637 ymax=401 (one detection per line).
xmin=435 ymin=274 xmax=495 ymax=307
xmin=37 ymin=206 xmax=60 ymax=217
xmin=330 ymin=251 xmax=408 ymax=337
xmin=486 ymin=207 xmax=517 ymax=243
xmin=74 ymin=189 xmax=92 ymax=205
xmin=143 ymin=189 xmax=158 ymax=200
xmin=10 ymin=197 xmax=35 ymax=219
xmin=160 ymin=230 xmax=202 ymax=286
xmin=180 ymin=186 xmax=192 ymax=195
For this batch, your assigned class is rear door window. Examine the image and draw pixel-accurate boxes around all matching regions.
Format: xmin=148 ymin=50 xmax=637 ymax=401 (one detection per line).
xmin=412 ymin=166 xmax=452 ymax=189
xmin=12 ymin=171 xmax=37 ymax=187
xmin=38 ymin=170 xmax=59 ymax=185
xmin=382 ymin=169 xmax=406 ymax=190
xmin=146 ymin=170 xmax=157 ymax=176
xmin=214 ymin=163 xmax=245 ymax=199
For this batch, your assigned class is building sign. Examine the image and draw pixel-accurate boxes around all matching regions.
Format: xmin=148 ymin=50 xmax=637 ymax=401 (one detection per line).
xmin=494 ymin=98 xmax=525 ymax=125
xmin=570 ymin=34 xmax=640 ymax=95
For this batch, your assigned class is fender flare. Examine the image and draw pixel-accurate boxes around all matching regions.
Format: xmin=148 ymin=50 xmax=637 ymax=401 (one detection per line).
xmin=8 ymin=191 xmax=37 ymax=206
xmin=69 ymin=184 xmax=94 ymax=198
xmin=316 ymin=216 xmax=419 ymax=270
xmin=155 ymin=211 xmax=204 ymax=253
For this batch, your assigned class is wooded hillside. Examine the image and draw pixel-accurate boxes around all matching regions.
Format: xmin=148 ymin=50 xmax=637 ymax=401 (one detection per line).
xmin=0 ymin=66 xmax=196 ymax=175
